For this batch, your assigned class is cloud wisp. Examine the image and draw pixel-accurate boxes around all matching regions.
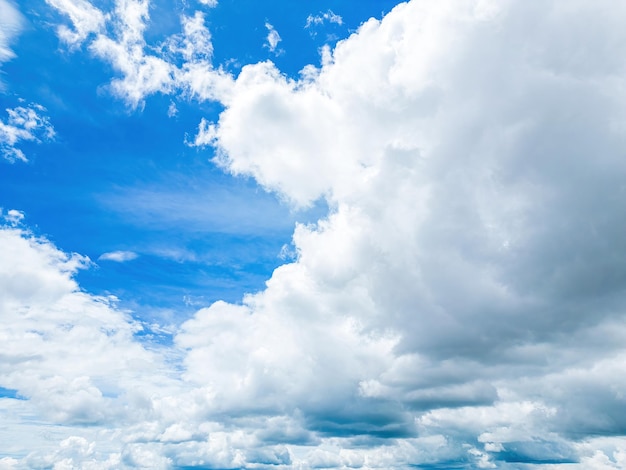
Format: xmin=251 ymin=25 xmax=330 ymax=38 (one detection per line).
xmin=98 ymin=250 xmax=139 ymax=262
xmin=5 ymin=0 xmax=626 ymax=468
xmin=264 ymin=22 xmax=282 ymax=55
xmin=305 ymin=10 xmax=343 ymax=29
xmin=0 ymin=0 xmax=23 ymax=70
xmin=0 ymin=104 xmax=55 ymax=162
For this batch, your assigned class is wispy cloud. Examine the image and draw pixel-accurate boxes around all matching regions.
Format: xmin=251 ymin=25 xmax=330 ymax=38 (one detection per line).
xmin=0 ymin=104 xmax=55 ymax=162
xmin=305 ymin=10 xmax=343 ymax=29
xmin=0 ymin=0 xmax=23 ymax=71
xmin=1 ymin=208 xmax=24 ymax=225
xmin=264 ymin=22 xmax=282 ymax=54
xmin=98 ymin=250 xmax=138 ymax=262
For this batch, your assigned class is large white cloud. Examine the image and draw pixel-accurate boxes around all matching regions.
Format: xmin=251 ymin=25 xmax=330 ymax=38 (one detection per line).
xmin=189 ymin=0 xmax=626 ymax=466
xmin=6 ymin=0 xmax=626 ymax=468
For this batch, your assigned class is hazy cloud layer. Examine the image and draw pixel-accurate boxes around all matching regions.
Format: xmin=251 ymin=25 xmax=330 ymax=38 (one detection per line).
xmin=5 ymin=0 xmax=626 ymax=468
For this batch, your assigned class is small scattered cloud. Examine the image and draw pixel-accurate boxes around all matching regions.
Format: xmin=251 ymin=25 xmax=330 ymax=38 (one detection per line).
xmin=47 ymin=0 xmax=234 ymax=108
xmin=264 ymin=22 xmax=282 ymax=54
xmin=198 ymin=0 xmax=217 ymax=7
xmin=0 ymin=104 xmax=55 ymax=163
xmin=2 ymin=208 xmax=25 ymax=225
xmin=167 ymin=101 xmax=178 ymax=118
xmin=305 ymin=10 xmax=343 ymax=29
xmin=98 ymin=250 xmax=138 ymax=262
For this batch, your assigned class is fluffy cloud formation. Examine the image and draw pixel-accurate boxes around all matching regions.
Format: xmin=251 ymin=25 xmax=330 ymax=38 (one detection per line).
xmin=46 ymin=0 xmax=233 ymax=108
xmin=0 ymin=104 xmax=55 ymax=162
xmin=6 ymin=0 xmax=626 ymax=468
xmin=195 ymin=0 xmax=626 ymax=465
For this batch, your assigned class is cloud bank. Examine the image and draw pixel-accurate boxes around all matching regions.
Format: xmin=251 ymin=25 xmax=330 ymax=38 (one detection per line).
xmin=5 ymin=0 xmax=626 ymax=468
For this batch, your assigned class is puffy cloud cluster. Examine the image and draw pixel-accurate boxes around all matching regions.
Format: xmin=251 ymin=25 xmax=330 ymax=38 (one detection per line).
xmin=181 ymin=0 xmax=626 ymax=465
xmin=46 ymin=0 xmax=233 ymax=108
xmin=6 ymin=0 xmax=626 ymax=468
xmin=0 ymin=104 xmax=55 ymax=162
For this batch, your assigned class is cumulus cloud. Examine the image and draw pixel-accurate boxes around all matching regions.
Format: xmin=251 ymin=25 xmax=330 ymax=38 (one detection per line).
xmin=190 ymin=0 xmax=626 ymax=466
xmin=98 ymin=250 xmax=138 ymax=262
xmin=47 ymin=0 xmax=233 ymax=108
xmin=7 ymin=0 xmax=626 ymax=468
xmin=0 ymin=104 xmax=55 ymax=162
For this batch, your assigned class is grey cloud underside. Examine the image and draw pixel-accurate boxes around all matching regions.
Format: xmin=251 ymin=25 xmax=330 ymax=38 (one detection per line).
xmin=4 ymin=0 xmax=626 ymax=468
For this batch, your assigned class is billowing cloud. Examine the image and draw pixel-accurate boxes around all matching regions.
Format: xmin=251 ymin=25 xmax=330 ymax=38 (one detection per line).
xmin=0 ymin=104 xmax=55 ymax=162
xmin=193 ymin=0 xmax=626 ymax=466
xmin=6 ymin=0 xmax=626 ymax=468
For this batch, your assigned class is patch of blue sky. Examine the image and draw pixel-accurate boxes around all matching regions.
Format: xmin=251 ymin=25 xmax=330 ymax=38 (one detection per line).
xmin=0 ymin=0 xmax=399 ymax=326
xmin=0 ymin=387 xmax=22 ymax=400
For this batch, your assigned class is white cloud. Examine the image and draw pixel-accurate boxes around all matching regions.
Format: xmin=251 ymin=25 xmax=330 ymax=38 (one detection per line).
xmin=45 ymin=0 xmax=105 ymax=47
xmin=0 ymin=104 xmax=55 ymax=162
xmin=98 ymin=250 xmax=138 ymax=262
xmin=305 ymin=10 xmax=343 ymax=29
xmin=189 ymin=0 xmax=626 ymax=465
xmin=1 ymin=208 xmax=24 ymax=225
xmin=47 ymin=0 xmax=233 ymax=108
xmin=264 ymin=22 xmax=282 ymax=54
xmin=8 ymin=0 xmax=626 ymax=467
xmin=0 ymin=0 xmax=23 ymax=72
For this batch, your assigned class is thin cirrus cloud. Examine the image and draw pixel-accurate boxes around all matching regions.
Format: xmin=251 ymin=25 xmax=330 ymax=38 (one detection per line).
xmin=0 ymin=0 xmax=23 ymax=69
xmin=3 ymin=0 xmax=626 ymax=468
xmin=98 ymin=250 xmax=138 ymax=262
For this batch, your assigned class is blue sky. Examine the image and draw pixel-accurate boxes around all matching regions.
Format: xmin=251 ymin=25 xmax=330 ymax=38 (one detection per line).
xmin=0 ymin=0 xmax=396 ymax=316
xmin=3 ymin=0 xmax=626 ymax=468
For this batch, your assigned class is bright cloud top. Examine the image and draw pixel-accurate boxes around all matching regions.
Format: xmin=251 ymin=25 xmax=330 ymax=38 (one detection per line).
xmin=4 ymin=0 xmax=626 ymax=468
